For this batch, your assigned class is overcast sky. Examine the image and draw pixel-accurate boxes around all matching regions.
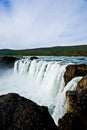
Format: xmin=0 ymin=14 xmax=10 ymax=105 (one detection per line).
xmin=0 ymin=0 xmax=87 ymax=49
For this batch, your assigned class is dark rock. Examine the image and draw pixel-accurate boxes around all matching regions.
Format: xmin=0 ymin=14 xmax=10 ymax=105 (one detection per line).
xmin=0 ymin=93 xmax=58 ymax=130
xmin=58 ymin=112 xmax=85 ymax=130
xmin=64 ymin=64 xmax=87 ymax=85
xmin=66 ymin=91 xmax=78 ymax=113
xmin=30 ymin=56 xmax=38 ymax=61
xmin=59 ymin=89 xmax=87 ymax=130
xmin=77 ymin=64 xmax=87 ymax=76
xmin=0 ymin=56 xmax=20 ymax=68
xmin=64 ymin=65 xmax=77 ymax=85
xmin=73 ymin=89 xmax=87 ymax=127
xmin=77 ymin=75 xmax=87 ymax=91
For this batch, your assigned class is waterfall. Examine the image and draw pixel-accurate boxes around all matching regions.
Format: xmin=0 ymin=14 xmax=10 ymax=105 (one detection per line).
xmin=52 ymin=77 xmax=82 ymax=124
xmin=0 ymin=57 xmax=83 ymax=124
xmin=13 ymin=59 xmax=68 ymax=107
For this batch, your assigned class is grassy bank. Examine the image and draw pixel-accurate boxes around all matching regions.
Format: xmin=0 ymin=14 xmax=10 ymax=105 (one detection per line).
xmin=0 ymin=45 xmax=87 ymax=56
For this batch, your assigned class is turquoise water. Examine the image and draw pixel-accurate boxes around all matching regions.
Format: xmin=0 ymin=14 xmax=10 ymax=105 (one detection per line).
xmin=24 ymin=56 xmax=87 ymax=64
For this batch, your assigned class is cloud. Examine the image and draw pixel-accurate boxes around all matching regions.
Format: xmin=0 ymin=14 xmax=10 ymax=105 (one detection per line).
xmin=0 ymin=0 xmax=87 ymax=49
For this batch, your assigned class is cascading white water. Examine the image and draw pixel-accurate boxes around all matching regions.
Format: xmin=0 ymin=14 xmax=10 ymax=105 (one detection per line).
xmin=0 ymin=57 xmax=83 ymax=124
xmin=13 ymin=59 xmax=67 ymax=106
xmin=52 ymin=77 xmax=82 ymax=124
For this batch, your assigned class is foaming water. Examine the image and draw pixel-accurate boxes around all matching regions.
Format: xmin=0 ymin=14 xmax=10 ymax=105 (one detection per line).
xmin=0 ymin=56 xmax=85 ymax=124
xmin=52 ymin=77 xmax=82 ymax=124
xmin=13 ymin=59 xmax=67 ymax=108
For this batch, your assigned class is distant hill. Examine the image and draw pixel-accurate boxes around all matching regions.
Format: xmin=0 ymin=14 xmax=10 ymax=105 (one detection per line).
xmin=0 ymin=45 xmax=87 ymax=56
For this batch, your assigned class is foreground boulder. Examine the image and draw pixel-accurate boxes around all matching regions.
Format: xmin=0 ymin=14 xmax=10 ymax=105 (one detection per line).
xmin=0 ymin=56 xmax=20 ymax=68
xmin=0 ymin=93 xmax=58 ymax=130
xmin=64 ymin=64 xmax=87 ymax=85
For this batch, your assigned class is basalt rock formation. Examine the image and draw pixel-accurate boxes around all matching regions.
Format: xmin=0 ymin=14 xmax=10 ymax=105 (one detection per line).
xmin=30 ymin=56 xmax=38 ymax=61
xmin=64 ymin=64 xmax=87 ymax=85
xmin=0 ymin=93 xmax=58 ymax=130
xmin=58 ymin=112 xmax=85 ymax=130
xmin=0 ymin=56 xmax=20 ymax=68
xmin=77 ymin=75 xmax=87 ymax=91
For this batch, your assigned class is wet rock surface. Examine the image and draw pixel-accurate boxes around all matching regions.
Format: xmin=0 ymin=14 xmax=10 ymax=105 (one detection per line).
xmin=0 ymin=56 xmax=20 ymax=68
xmin=30 ymin=56 xmax=38 ymax=61
xmin=64 ymin=64 xmax=87 ymax=85
xmin=77 ymin=75 xmax=87 ymax=91
xmin=0 ymin=93 xmax=58 ymax=130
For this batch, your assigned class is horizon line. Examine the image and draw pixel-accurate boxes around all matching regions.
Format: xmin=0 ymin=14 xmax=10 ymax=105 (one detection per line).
xmin=0 ymin=44 xmax=87 ymax=50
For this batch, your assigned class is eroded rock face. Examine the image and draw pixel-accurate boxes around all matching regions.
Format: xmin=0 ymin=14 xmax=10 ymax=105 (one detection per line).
xmin=66 ymin=91 xmax=77 ymax=113
xmin=64 ymin=65 xmax=77 ymax=85
xmin=58 ymin=88 xmax=87 ymax=130
xmin=58 ymin=113 xmax=85 ymax=130
xmin=77 ymin=75 xmax=87 ymax=91
xmin=68 ymin=89 xmax=87 ymax=129
xmin=66 ymin=89 xmax=87 ymax=117
xmin=64 ymin=64 xmax=87 ymax=85
xmin=77 ymin=64 xmax=87 ymax=76
xmin=0 ymin=93 xmax=58 ymax=130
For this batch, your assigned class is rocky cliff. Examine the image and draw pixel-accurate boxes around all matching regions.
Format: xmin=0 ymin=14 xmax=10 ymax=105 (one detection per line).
xmin=64 ymin=64 xmax=87 ymax=85
xmin=58 ymin=75 xmax=87 ymax=130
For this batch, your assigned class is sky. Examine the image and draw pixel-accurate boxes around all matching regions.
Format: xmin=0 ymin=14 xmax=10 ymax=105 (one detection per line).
xmin=0 ymin=0 xmax=87 ymax=49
